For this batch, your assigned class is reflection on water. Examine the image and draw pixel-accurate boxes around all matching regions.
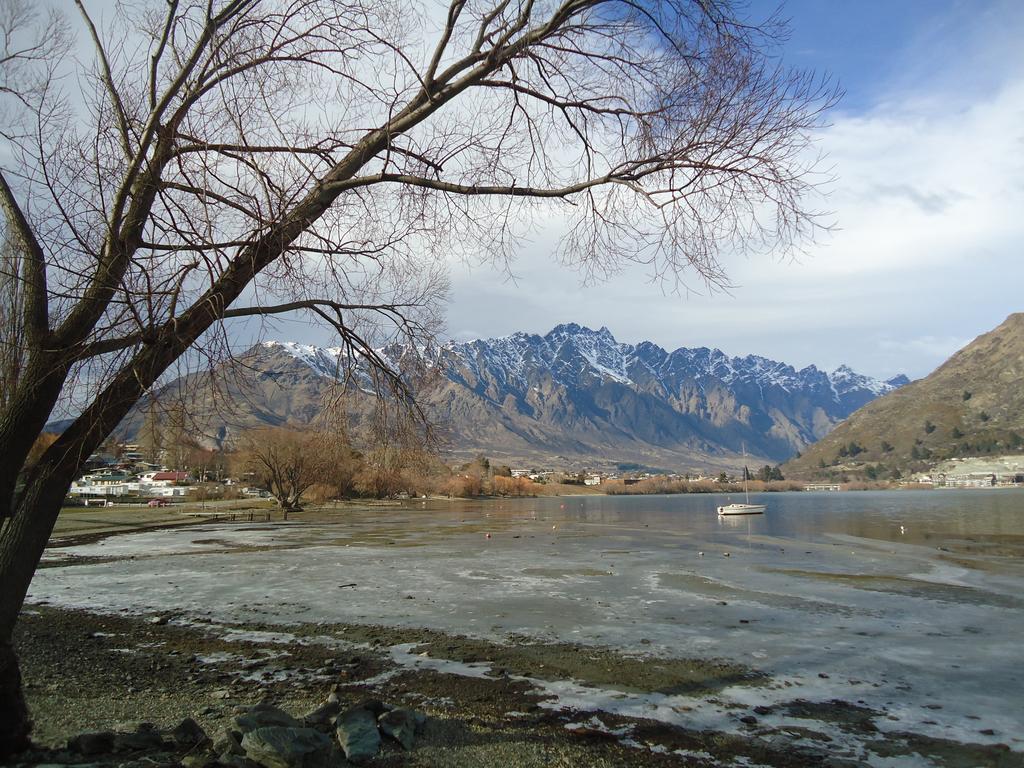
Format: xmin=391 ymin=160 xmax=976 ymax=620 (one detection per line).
xmin=30 ymin=488 xmax=1024 ymax=757
xmin=434 ymin=489 xmax=1024 ymax=552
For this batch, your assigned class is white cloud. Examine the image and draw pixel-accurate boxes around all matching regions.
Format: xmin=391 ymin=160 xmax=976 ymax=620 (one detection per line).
xmin=444 ymin=6 xmax=1024 ymax=382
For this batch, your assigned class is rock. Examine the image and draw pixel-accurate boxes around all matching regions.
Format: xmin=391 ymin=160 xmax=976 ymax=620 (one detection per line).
xmin=67 ymin=731 xmax=115 ymax=755
xmin=182 ymin=754 xmax=219 ymax=768
xmin=739 ymin=715 xmax=758 ymax=725
xmin=353 ymin=699 xmax=389 ymax=717
xmin=219 ymin=754 xmax=263 ymax=768
xmin=378 ymin=708 xmax=422 ymax=750
xmin=215 ymin=730 xmax=245 ymax=756
xmin=234 ymin=704 xmax=301 ymax=734
xmin=334 ymin=707 xmax=381 ymax=763
xmin=241 ymin=726 xmax=335 ymax=768
xmin=301 ymin=700 xmax=340 ymax=728
xmin=169 ymin=717 xmax=209 ymax=749
xmin=148 ymin=614 xmax=171 ymax=625
xmin=112 ymin=725 xmax=167 ymax=752
xmin=114 ymin=720 xmax=157 ymax=733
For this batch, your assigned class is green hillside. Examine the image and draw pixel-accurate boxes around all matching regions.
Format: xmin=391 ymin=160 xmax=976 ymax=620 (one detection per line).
xmin=784 ymin=313 xmax=1024 ymax=481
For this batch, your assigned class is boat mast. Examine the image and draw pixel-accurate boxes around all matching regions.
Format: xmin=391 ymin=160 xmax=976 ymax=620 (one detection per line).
xmin=742 ymin=443 xmax=750 ymax=504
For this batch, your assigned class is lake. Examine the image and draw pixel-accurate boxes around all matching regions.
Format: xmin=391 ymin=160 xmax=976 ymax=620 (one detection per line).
xmin=29 ymin=489 xmax=1024 ymax=761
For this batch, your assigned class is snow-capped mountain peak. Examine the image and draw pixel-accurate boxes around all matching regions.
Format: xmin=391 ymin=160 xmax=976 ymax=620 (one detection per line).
xmin=263 ymin=325 xmax=903 ymax=410
xmin=137 ymin=324 xmax=910 ymax=465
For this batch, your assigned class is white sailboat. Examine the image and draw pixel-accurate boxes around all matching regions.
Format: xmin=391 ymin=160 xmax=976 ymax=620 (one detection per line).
xmin=717 ymin=446 xmax=766 ymax=516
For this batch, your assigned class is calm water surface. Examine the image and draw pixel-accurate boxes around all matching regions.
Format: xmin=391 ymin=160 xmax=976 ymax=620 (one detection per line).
xmin=29 ymin=489 xmax=1024 ymax=760
xmin=464 ymin=488 xmax=1024 ymax=543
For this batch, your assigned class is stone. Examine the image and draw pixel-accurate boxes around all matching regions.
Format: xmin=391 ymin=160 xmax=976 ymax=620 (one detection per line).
xmin=377 ymin=708 xmax=422 ymax=750
xmin=234 ymin=705 xmax=300 ymax=734
xmin=241 ymin=726 xmax=334 ymax=768
xmin=67 ymin=731 xmax=115 ymax=755
xmin=219 ymin=754 xmax=264 ymax=768
xmin=181 ymin=755 xmax=219 ymax=768
xmin=114 ymin=720 xmax=157 ymax=733
xmin=301 ymin=700 xmax=340 ymax=728
xmin=334 ymin=707 xmax=381 ymax=763
xmin=214 ymin=729 xmax=244 ymax=756
xmin=169 ymin=717 xmax=209 ymax=749
xmin=112 ymin=726 xmax=167 ymax=752
xmin=353 ymin=699 xmax=389 ymax=717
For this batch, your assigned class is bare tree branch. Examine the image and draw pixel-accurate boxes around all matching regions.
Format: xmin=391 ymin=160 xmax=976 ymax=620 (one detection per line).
xmin=0 ymin=4 xmax=838 ymax=744
xmin=0 ymin=171 xmax=48 ymax=345
xmin=73 ymin=0 xmax=134 ymax=157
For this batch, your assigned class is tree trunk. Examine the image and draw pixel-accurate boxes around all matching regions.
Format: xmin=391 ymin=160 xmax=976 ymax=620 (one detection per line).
xmin=0 ymin=344 xmax=175 ymax=757
xmin=0 ymin=639 xmax=30 ymax=757
xmin=0 ymin=460 xmax=76 ymax=758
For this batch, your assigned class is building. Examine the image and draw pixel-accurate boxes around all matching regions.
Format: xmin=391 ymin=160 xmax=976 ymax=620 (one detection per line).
xmin=69 ymin=468 xmax=196 ymax=499
xmin=143 ymin=471 xmax=192 ymax=486
xmin=937 ymin=472 xmax=996 ymax=488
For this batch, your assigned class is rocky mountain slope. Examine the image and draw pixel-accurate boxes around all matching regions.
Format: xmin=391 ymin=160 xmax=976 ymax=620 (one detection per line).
xmin=784 ymin=313 xmax=1024 ymax=480
xmin=118 ymin=324 xmax=906 ymax=471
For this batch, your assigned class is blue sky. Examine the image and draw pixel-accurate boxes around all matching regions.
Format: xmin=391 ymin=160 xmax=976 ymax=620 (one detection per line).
xmin=438 ymin=0 xmax=1024 ymax=380
xmin=14 ymin=1 xmax=1023 ymax=384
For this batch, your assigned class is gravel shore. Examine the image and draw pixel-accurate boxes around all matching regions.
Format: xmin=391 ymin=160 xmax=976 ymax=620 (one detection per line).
xmin=17 ymin=605 xmax=1020 ymax=767
xmin=14 ymin=605 xmax=772 ymax=767
xmin=12 ymin=504 xmax=1022 ymax=767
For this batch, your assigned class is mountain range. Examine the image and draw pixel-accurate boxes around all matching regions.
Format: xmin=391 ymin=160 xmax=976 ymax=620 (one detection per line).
xmin=784 ymin=313 xmax=1024 ymax=479
xmin=116 ymin=324 xmax=907 ymax=472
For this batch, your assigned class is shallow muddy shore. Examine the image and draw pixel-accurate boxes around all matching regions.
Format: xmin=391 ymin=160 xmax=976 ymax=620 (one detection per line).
xmin=12 ymin=605 xmax=771 ymax=767
xmin=15 ymin=605 xmax=1021 ymax=767
xmin=15 ymin=494 xmax=1024 ymax=766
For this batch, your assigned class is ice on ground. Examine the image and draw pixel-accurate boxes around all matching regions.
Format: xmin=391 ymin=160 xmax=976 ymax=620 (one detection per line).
xmin=28 ymin=492 xmax=1024 ymax=762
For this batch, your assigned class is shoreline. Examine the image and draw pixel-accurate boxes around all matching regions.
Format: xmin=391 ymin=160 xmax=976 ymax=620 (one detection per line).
xmin=17 ymin=497 xmax=1024 ymax=766
xmin=10 ymin=605 xmax=791 ymax=767
xmin=21 ymin=604 xmax=1017 ymax=768
xmin=16 ymin=604 xmax=1019 ymax=767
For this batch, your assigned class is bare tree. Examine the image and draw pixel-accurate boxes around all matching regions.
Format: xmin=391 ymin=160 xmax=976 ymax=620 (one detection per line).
xmin=240 ymin=426 xmax=331 ymax=515
xmin=355 ymin=398 xmax=435 ymax=498
xmin=0 ymin=0 xmax=836 ymax=753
